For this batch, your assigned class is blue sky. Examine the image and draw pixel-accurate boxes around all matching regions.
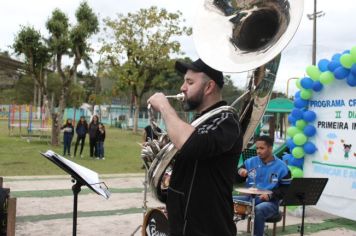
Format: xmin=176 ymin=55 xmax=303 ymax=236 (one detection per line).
xmin=1 ymin=0 xmax=356 ymax=94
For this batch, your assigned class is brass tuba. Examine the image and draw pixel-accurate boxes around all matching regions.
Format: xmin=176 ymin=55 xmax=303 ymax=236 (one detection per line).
xmin=142 ymin=0 xmax=304 ymax=203
xmin=194 ymin=0 xmax=304 ymax=73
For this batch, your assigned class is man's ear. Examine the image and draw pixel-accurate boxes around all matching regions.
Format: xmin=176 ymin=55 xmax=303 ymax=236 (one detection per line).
xmin=205 ymin=80 xmax=216 ymax=95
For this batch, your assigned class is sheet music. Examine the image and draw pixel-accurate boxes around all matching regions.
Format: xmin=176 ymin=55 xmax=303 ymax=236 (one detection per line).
xmin=42 ymin=150 xmax=110 ymax=199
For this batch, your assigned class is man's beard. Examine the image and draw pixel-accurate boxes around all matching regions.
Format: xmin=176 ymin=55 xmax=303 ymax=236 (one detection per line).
xmin=182 ymin=89 xmax=205 ymax=111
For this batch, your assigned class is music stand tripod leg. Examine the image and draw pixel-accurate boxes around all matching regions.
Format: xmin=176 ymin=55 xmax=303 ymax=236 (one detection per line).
xmin=131 ymin=168 xmax=148 ymax=236
xmin=301 ymin=202 xmax=305 ymax=236
xmin=130 ymin=225 xmax=142 ymax=236
xmin=250 ymin=195 xmax=255 ymax=236
xmin=72 ymin=179 xmax=83 ymax=236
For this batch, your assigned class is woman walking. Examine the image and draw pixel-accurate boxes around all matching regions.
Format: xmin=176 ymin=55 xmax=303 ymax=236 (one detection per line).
xmin=74 ymin=116 xmax=88 ymax=158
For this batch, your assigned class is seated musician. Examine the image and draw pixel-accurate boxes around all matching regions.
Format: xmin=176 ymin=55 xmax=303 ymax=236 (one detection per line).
xmin=235 ymin=135 xmax=291 ymax=236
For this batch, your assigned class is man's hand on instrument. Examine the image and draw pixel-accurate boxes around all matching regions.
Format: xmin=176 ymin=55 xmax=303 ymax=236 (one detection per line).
xmin=238 ymin=168 xmax=248 ymax=177
xmin=259 ymin=194 xmax=270 ymax=201
xmin=147 ymin=92 xmax=169 ymax=113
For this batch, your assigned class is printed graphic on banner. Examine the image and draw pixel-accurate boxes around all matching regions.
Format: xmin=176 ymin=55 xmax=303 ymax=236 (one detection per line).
xmin=305 ymin=80 xmax=356 ymax=199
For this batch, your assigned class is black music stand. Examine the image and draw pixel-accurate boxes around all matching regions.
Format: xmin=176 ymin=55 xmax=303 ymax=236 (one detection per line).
xmin=41 ymin=150 xmax=110 ymax=236
xmin=281 ymin=177 xmax=328 ymax=236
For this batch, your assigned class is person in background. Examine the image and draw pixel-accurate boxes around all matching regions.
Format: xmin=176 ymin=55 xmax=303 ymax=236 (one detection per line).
xmin=235 ymin=135 xmax=291 ymax=236
xmin=141 ymin=125 xmax=162 ymax=169
xmin=143 ymin=125 xmax=161 ymax=142
xmin=74 ymin=116 xmax=88 ymax=158
xmin=61 ymin=118 xmax=74 ymax=157
xmin=88 ymin=115 xmax=99 ymax=158
xmin=96 ymin=123 xmax=106 ymax=160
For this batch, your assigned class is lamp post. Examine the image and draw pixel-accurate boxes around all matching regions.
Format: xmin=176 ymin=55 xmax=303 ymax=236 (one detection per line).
xmin=286 ymin=77 xmax=299 ymax=98
xmin=307 ymin=0 xmax=325 ymax=65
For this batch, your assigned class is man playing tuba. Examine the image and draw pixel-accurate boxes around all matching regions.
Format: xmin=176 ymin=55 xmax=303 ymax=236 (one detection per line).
xmin=148 ymin=58 xmax=242 ymax=236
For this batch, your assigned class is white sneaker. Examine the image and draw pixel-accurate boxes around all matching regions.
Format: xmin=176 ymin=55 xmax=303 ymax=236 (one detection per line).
xmin=95 ymin=157 xmax=100 ymax=160
xmin=102 ymin=157 xmax=105 ymax=160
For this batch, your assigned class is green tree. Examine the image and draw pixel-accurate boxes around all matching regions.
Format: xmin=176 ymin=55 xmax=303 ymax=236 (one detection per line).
xmin=222 ymin=76 xmax=244 ymax=105
xmin=101 ymin=7 xmax=191 ymax=132
xmin=0 ymin=74 xmax=34 ymax=104
xmin=46 ymin=2 xmax=99 ymax=144
xmin=11 ymin=75 xmax=34 ymax=104
xmin=0 ymin=71 xmax=60 ymax=105
xmin=12 ymin=2 xmax=98 ymax=145
xmin=76 ymin=71 xmax=97 ymax=102
xmin=12 ymin=25 xmax=51 ymax=106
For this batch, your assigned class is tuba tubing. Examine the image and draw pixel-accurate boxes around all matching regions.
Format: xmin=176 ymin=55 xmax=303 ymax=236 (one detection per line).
xmin=143 ymin=102 xmax=236 ymax=202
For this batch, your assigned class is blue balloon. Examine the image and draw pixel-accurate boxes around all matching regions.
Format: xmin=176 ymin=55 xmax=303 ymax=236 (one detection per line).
xmin=294 ymin=91 xmax=301 ymax=99
xmin=303 ymin=110 xmax=316 ymax=122
xmin=346 ymin=73 xmax=356 ymax=87
xmin=288 ymin=114 xmax=297 ymax=125
xmin=351 ymin=64 xmax=356 ymax=77
xmin=286 ymin=138 xmax=296 ymax=150
xmin=290 ymin=157 xmax=304 ymax=169
xmin=282 ymin=153 xmax=294 ymax=164
xmin=303 ymin=141 xmax=317 ymax=154
xmin=312 ymin=81 xmax=323 ymax=92
xmin=300 ymin=77 xmax=314 ymax=89
xmin=291 ymin=108 xmax=303 ymax=119
xmin=294 ymin=98 xmax=309 ymax=108
xmin=318 ymin=59 xmax=329 ymax=72
xmin=342 ymin=50 xmax=351 ymax=54
xmin=332 ymin=53 xmax=342 ymax=61
xmin=328 ymin=60 xmax=341 ymax=72
xmin=304 ymin=125 xmax=316 ymax=137
xmin=334 ymin=66 xmax=350 ymax=80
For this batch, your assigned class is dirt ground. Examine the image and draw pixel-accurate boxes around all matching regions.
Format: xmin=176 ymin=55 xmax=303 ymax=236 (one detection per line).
xmin=3 ymin=174 xmax=356 ymax=236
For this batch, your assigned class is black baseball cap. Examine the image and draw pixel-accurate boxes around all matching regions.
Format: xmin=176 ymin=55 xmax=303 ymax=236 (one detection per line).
xmin=175 ymin=59 xmax=224 ymax=88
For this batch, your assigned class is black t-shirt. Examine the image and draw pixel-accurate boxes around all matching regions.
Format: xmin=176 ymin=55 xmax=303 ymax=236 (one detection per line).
xmin=166 ymin=101 xmax=242 ymax=236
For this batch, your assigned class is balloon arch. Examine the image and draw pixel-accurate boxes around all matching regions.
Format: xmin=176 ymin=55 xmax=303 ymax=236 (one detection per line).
xmin=283 ymin=46 xmax=356 ymax=177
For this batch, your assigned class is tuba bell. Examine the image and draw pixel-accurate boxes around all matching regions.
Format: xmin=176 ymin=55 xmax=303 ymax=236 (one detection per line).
xmin=142 ymin=0 xmax=304 ymax=203
xmin=194 ymin=0 xmax=304 ymax=72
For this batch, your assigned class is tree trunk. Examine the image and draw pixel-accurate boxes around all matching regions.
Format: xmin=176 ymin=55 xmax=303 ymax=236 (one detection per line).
xmin=51 ymin=86 xmax=67 ymax=146
xmin=33 ymin=79 xmax=37 ymax=108
xmin=269 ymin=115 xmax=276 ymax=142
xmin=133 ymin=95 xmax=141 ymax=133
xmin=49 ymin=91 xmax=59 ymax=146
xmin=37 ymin=84 xmax=42 ymax=109
xmin=51 ymin=112 xmax=60 ymax=146
xmin=129 ymin=91 xmax=134 ymax=124
xmin=98 ymin=104 xmax=102 ymax=121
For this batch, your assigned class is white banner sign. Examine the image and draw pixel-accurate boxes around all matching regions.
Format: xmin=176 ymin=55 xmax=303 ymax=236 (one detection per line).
xmin=304 ymin=80 xmax=356 ymax=220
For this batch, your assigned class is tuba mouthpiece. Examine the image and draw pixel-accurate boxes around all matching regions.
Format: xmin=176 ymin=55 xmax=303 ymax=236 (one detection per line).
xmin=166 ymin=93 xmax=185 ymax=101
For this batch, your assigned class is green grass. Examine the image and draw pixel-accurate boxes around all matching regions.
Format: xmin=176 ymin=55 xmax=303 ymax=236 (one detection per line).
xmin=0 ymin=121 xmax=144 ymax=175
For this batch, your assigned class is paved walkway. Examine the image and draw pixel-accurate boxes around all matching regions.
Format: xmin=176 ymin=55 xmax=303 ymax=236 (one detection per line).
xmin=3 ymin=174 xmax=356 ymax=235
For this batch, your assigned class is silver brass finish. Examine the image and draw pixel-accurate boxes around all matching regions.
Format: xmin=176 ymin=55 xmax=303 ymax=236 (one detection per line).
xmin=193 ymin=0 xmax=304 ymax=72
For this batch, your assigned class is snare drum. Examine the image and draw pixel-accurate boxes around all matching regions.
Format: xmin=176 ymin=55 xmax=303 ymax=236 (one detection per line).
xmin=142 ymin=207 xmax=169 ymax=236
xmin=233 ymin=200 xmax=252 ymax=216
